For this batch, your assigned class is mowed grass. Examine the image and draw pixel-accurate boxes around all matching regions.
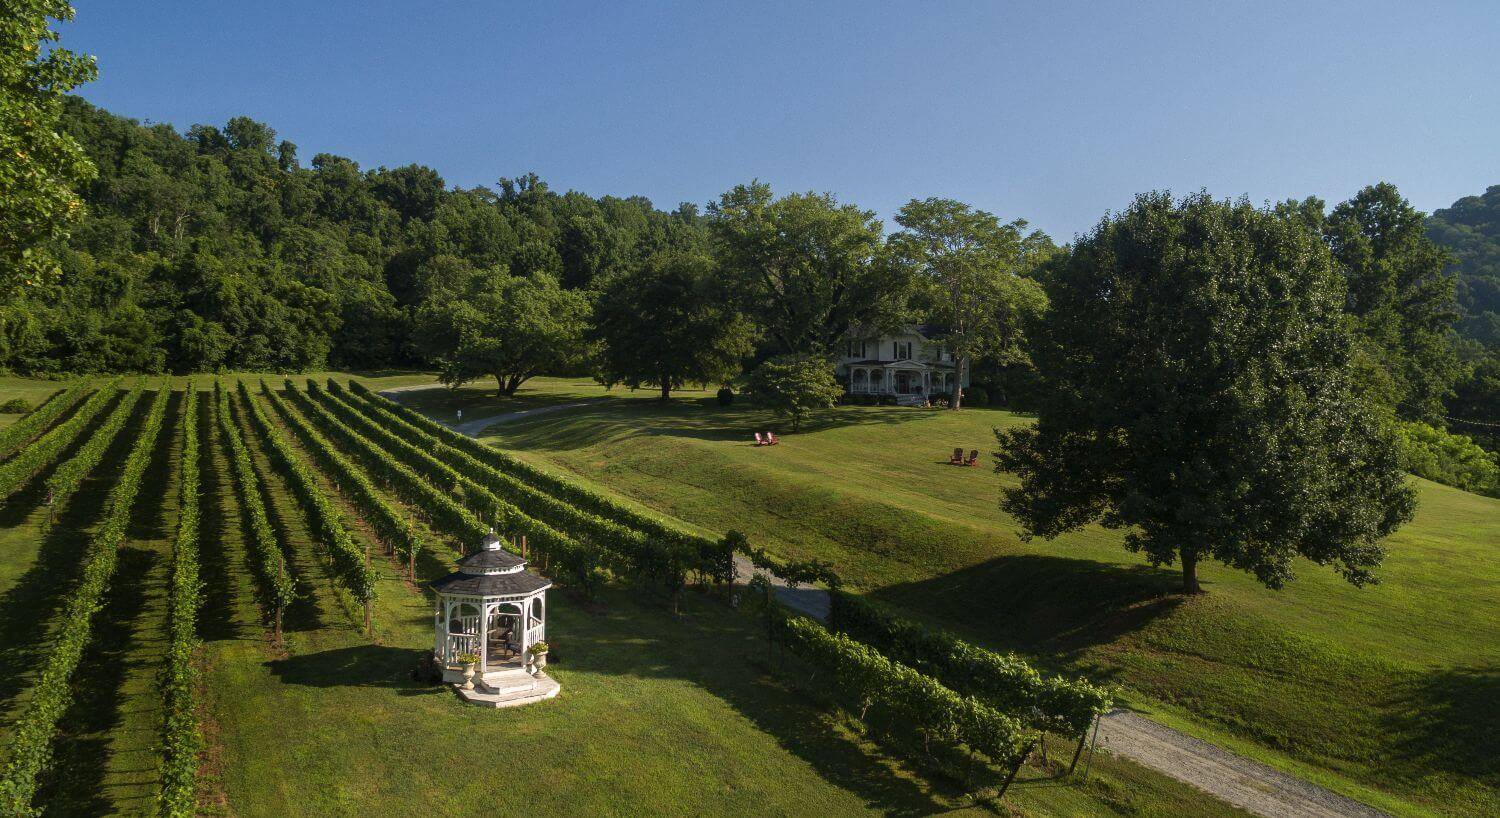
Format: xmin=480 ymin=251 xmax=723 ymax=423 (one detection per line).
xmin=375 ymin=376 xmax=1500 ymax=818
xmin=0 ymin=376 xmax=1246 ymax=817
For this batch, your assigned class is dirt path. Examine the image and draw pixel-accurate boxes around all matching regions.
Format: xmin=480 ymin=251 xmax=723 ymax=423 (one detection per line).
xmin=374 ymin=393 xmax=1391 ymax=818
xmin=378 ymin=385 xmax=604 ymax=437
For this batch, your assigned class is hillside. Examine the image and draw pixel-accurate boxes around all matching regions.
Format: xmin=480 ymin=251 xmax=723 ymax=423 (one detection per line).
xmin=0 ymin=375 xmax=1246 ymax=817
xmin=421 ymin=378 xmax=1500 ymax=816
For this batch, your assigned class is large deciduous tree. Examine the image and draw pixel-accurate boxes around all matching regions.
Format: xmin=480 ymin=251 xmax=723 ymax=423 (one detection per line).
xmin=591 ymin=251 xmax=754 ymax=399
xmin=0 ymin=0 xmax=96 ymax=296
xmin=708 ymin=181 xmax=906 ymax=355
xmin=1322 ymin=184 xmax=1460 ymax=422
xmin=415 ymin=270 xmax=589 ymax=395
xmin=996 ymin=191 xmax=1416 ymax=594
xmin=890 ymin=198 xmax=1051 ymax=410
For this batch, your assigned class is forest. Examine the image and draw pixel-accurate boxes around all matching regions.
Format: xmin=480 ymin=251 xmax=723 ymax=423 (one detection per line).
xmin=2 ymin=97 xmax=1495 ymax=483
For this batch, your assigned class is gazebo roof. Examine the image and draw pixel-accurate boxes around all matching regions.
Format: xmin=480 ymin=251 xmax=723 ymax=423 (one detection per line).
xmin=431 ymin=569 xmax=551 ymax=597
xmin=458 ymin=547 xmax=527 ymax=573
xmin=431 ymin=530 xmax=551 ymax=598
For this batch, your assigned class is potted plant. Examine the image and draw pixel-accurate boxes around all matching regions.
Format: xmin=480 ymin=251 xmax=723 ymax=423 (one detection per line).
xmin=455 ymin=652 xmax=479 ymax=690
xmin=528 ymin=641 xmax=549 ymax=672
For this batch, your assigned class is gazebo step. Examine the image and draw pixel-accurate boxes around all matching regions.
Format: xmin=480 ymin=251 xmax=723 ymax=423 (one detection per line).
xmin=478 ymin=670 xmax=538 ymax=697
xmin=454 ymin=674 xmax=561 ymax=709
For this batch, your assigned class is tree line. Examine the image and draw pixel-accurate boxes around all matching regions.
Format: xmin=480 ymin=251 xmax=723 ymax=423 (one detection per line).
xmin=4 ymin=98 xmax=1488 ymax=420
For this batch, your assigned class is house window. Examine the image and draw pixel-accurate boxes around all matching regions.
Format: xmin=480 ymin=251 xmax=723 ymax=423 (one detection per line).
xmin=846 ymin=340 xmax=866 ymax=358
xmin=893 ymin=341 xmax=912 ymax=360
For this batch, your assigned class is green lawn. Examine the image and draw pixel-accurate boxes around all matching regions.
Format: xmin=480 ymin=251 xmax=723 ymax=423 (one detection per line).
xmin=375 ymin=376 xmax=1500 ymax=818
xmin=0 ymin=376 xmax=1245 ymax=816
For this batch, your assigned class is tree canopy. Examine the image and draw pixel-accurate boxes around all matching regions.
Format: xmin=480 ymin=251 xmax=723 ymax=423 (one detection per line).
xmin=0 ymin=0 xmax=97 ymax=297
xmin=708 ymin=181 xmax=906 ymax=356
xmin=415 ymin=269 xmax=590 ymax=395
xmin=890 ymin=198 xmax=1051 ymax=410
xmin=996 ymin=191 xmax=1416 ymax=594
xmin=1322 ymin=184 xmax=1460 ymax=422
xmin=1427 ymin=184 xmax=1500 ymax=351
xmin=747 ymin=353 xmax=845 ymax=431
xmin=590 ymin=251 xmax=755 ymax=399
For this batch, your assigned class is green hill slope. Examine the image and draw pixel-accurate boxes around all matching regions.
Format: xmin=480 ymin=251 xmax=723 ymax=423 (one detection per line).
xmin=470 ymin=379 xmax=1500 ymax=816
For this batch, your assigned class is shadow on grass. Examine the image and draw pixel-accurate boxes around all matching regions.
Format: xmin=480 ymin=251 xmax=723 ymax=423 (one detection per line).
xmin=232 ymin=394 xmax=326 ymax=634
xmin=265 ymin=589 xmax=955 ymax=814
xmin=266 ymin=644 xmax=442 ymax=696
xmin=125 ymin=390 xmax=177 ymax=543
xmin=1385 ymin=665 xmax=1500 ymax=790
xmin=868 ymin=554 xmax=1185 ymax=668
xmin=36 ymin=544 xmax=162 ymax=817
xmin=0 ymin=398 xmax=146 ymax=722
xmin=198 ymin=395 xmax=241 ymax=642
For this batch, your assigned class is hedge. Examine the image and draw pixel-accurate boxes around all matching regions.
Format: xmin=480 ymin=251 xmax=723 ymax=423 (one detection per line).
xmin=261 ymin=383 xmax=423 ymax=575
xmin=0 ymin=377 xmax=123 ymax=500
xmin=772 ymin=611 xmax=1037 ymax=775
xmin=237 ymin=382 xmax=376 ymax=633
xmin=0 ymin=381 xmax=170 ymax=817
xmin=43 ymin=380 xmax=146 ymax=508
xmin=158 ymin=382 xmax=202 ymax=817
xmin=0 ymin=380 xmax=93 ymax=459
xmin=827 ymin=590 xmax=1110 ymax=737
xmin=215 ymin=381 xmax=295 ymax=634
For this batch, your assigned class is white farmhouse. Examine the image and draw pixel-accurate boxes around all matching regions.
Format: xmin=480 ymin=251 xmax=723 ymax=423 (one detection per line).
xmin=836 ymin=325 xmax=968 ymax=405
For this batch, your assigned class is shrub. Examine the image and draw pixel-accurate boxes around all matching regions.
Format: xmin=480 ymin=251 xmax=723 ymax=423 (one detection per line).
xmin=716 ymin=387 xmax=734 ymax=406
xmin=746 ymin=354 xmax=843 ymax=430
xmin=1395 ymin=421 xmax=1499 ymax=496
xmin=962 ymin=385 xmax=989 ymax=407
xmin=0 ymin=397 xmax=30 ymax=413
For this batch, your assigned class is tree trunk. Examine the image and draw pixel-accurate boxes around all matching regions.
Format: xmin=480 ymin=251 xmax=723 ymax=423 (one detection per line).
xmin=950 ymin=355 xmax=968 ymax=411
xmin=1181 ymin=551 xmax=1203 ymax=594
xmin=660 ymin=380 xmax=671 ymax=401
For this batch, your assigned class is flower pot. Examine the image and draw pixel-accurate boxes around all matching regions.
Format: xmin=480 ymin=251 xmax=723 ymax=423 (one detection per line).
xmin=461 ymin=662 xmax=476 ymax=691
xmin=533 ymin=653 xmax=547 ymax=671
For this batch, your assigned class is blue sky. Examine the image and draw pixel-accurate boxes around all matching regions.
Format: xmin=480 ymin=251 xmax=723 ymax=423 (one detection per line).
xmin=65 ymin=1 xmax=1499 ymax=241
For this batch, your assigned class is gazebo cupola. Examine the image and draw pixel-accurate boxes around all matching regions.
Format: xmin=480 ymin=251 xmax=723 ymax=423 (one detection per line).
xmin=431 ymin=531 xmax=551 ymax=689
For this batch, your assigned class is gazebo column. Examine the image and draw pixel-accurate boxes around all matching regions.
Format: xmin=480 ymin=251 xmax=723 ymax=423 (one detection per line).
xmin=479 ymin=601 xmax=490 ymax=673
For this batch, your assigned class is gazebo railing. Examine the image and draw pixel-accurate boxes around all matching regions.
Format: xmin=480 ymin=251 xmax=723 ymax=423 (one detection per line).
xmin=444 ymin=632 xmax=479 ymax=664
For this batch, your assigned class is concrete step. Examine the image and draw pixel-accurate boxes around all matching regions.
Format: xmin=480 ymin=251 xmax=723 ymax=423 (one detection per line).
xmin=478 ymin=670 xmax=538 ymax=697
xmin=455 ymin=673 xmax=561 ymax=709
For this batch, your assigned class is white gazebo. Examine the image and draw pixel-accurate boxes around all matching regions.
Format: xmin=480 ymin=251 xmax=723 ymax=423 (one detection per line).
xmin=431 ymin=532 xmax=560 ymax=707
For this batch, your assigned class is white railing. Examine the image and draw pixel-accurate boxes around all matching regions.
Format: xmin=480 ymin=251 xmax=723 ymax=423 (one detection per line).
xmin=445 ymin=633 xmax=478 ymax=663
